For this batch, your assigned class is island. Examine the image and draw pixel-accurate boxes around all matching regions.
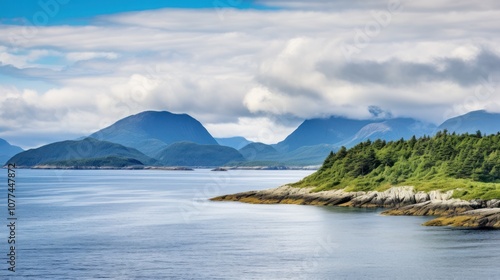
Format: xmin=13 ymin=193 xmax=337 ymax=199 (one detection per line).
xmin=211 ymin=167 xmax=228 ymax=171
xmin=212 ymin=131 xmax=500 ymax=228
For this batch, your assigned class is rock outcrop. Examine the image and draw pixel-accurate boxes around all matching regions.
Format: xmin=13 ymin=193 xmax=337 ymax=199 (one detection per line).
xmin=211 ymin=185 xmax=500 ymax=228
xmin=212 ymin=185 xmax=358 ymax=206
xmin=381 ymin=200 xmax=475 ymax=216
xmin=423 ymin=208 xmax=500 ymax=228
xmin=213 ymin=185 xmax=460 ymax=209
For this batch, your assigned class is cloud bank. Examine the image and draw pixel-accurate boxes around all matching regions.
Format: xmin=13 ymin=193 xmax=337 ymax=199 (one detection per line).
xmin=0 ymin=1 xmax=500 ymax=148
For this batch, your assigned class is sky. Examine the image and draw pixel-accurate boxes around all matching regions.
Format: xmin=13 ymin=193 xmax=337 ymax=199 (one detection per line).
xmin=1 ymin=0 xmax=500 ymax=149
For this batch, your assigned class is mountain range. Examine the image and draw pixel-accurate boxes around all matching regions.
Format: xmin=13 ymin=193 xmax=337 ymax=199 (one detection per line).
xmin=3 ymin=109 xmax=500 ymax=167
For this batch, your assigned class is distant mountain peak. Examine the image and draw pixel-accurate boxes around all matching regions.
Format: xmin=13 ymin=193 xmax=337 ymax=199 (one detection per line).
xmin=90 ymin=110 xmax=218 ymax=157
xmin=276 ymin=116 xmax=372 ymax=151
xmin=438 ymin=110 xmax=500 ymax=135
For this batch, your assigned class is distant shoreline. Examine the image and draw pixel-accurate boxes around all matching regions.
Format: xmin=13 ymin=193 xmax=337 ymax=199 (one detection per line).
xmin=1 ymin=165 xmax=318 ymax=171
xmin=2 ymin=165 xmax=194 ymax=171
xmin=224 ymin=166 xmax=319 ymax=170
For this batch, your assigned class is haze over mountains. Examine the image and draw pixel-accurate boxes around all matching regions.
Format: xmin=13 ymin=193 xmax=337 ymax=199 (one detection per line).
xmin=3 ymin=109 xmax=500 ymax=167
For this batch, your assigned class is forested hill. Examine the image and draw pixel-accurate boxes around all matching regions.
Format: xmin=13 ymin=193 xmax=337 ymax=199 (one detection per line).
xmin=292 ymin=131 xmax=500 ymax=199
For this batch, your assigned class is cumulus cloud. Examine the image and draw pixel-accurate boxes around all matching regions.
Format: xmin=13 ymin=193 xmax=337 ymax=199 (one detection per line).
xmin=0 ymin=2 xmax=499 ymax=148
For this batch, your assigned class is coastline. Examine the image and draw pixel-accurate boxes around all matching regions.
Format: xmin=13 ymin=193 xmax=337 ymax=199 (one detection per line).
xmin=8 ymin=165 xmax=195 ymax=171
xmin=223 ymin=166 xmax=319 ymax=170
xmin=3 ymin=165 xmax=317 ymax=171
xmin=211 ymin=185 xmax=500 ymax=228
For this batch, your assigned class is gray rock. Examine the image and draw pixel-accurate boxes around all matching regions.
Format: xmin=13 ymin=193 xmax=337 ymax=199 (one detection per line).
xmin=487 ymin=199 xmax=500 ymax=208
xmin=212 ymin=185 xmax=499 ymax=218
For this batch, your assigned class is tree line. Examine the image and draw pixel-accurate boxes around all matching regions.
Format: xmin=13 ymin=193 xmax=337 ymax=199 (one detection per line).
xmin=294 ymin=131 xmax=500 ymax=191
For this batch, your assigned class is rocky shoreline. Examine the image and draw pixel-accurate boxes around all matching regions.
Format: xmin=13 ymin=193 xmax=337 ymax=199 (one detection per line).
xmin=211 ymin=185 xmax=500 ymax=229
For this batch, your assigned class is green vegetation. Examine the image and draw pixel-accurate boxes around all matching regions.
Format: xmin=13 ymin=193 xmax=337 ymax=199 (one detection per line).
xmin=292 ymin=131 xmax=500 ymax=200
xmin=44 ymin=156 xmax=144 ymax=167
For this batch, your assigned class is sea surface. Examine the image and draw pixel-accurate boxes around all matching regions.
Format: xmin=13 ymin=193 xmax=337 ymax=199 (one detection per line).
xmin=1 ymin=169 xmax=499 ymax=279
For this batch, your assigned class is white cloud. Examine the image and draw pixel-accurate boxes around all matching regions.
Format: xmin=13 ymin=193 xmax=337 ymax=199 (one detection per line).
xmin=66 ymin=52 xmax=118 ymax=62
xmin=205 ymin=117 xmax=299 ymax=144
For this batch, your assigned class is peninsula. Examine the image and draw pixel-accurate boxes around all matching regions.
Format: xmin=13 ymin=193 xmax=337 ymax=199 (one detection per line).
xmin=212 ymin=131 xmax=500 ymax=228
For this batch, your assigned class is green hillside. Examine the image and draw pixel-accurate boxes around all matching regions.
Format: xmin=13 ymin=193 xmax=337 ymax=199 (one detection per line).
xmin=7 ymin=138 xmax=156 ymax=167
xmin=292 ymin=131 xmax=500 ymax=200
xmin=43 ymin=156 xmax=144 ymax=167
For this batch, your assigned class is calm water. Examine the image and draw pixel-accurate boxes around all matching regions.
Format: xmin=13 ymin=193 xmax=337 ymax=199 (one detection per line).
xmin=1 ymin=169 xmax=499 ymax=279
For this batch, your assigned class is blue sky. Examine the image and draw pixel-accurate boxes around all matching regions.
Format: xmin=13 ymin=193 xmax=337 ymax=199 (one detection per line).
xmin=1 ymin=0 xmax=273 ymax=25
xmin=1 ymin=0 xmax=500 ymax=148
